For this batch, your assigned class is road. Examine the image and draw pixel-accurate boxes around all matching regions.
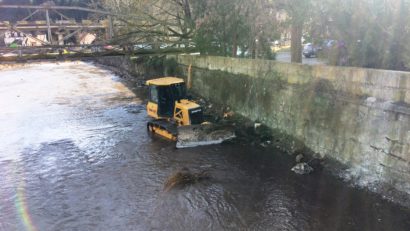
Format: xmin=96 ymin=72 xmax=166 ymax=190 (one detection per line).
xmin=276 ymin=51 xmax=326 ymax=65
xmin=0 ymin=62 xmax=409 ymax=231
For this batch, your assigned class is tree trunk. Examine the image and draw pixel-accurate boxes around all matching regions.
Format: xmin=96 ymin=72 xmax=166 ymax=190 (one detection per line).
xmin=183 ymin=0 xmax=192 ymax=19
xmin=291 ymin=21 xmax=303 ymax=63
xmin=251 ymin=40 xmax=256 ymax=59
xmin=385 ymin=0 xmax=406 ymax=70
xmin=232 ymin=32 xmax=237 ymax=57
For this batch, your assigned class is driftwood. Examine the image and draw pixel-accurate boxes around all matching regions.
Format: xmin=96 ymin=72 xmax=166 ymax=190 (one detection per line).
xmin=163 ymin=167 xmax=210 ymax=192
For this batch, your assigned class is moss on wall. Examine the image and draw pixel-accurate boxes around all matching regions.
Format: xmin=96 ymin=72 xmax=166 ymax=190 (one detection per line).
xmin=173 ymin=55 xmax=410 ymax=199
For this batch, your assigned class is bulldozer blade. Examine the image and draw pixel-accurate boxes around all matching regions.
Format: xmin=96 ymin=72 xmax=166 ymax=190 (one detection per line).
xmin=176 ymin=124 xmax=236 ymax=148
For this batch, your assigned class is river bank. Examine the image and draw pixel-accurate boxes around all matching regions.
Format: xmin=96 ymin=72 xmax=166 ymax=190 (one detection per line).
xmin=90 ymin=55 xmax=410 ymax=208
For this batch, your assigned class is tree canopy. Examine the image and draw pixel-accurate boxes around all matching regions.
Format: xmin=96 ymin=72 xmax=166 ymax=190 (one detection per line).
xmin=310 ymin=0 xmax=410 ymax=70
xmin=100 ymin=0 xmax=278 ymax=59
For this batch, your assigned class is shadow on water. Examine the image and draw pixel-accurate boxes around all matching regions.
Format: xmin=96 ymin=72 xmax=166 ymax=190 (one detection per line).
xmin=0 ymin=61 xmax=409 ymax=231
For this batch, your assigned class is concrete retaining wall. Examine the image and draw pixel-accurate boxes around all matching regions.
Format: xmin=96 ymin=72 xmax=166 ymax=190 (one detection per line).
xmin=94 ymin=56 xmax=165 ymax=81
xmin=173 ymin=55 xmax=410 ymax=196
xmin=94 ymin=56 xmax=140 ymax=79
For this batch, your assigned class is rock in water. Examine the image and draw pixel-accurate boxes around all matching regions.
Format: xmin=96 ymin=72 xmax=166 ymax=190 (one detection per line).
xmin=163 ymin=168 xmax=210 ymax=192
xmin=291 ymin=162 xmax=314 ymax=175
xmin=295 ymin=154 xmax=304 ymax=163
xmin=176 ymin=124 xmax=235 ymax=148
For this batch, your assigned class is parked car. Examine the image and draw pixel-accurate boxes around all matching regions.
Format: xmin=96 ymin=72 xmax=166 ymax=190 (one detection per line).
xmin=134 ymin=44 xmax=153 ymax=50
xmin=325 ymin=40 xmax=337 ymax=48
xmin=303 ymin=43 xmax=318 ymax=58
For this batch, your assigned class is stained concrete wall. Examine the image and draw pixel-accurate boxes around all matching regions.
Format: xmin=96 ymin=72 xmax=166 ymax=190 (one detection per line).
xmin=94 ymin=56 xmax=165 ymax=81
xmin=94 ymin=56 xmax=143 ymax=79
xmin=173 ymin=55 xmax=410 ymax=196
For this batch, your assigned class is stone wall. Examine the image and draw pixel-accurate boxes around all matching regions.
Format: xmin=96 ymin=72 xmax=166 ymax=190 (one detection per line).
xmin=94 ymin=56 xmax=141 ymax=80
xmin=172 ymin=55 xmax=410 ymax=197
xmin=94 ymin=56 xmax=166 ymax=81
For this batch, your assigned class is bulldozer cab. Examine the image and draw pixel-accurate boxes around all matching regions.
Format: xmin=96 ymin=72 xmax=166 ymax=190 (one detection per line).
xmin=146 ymin=77 xmax=187 ymax=116
xmin=146 ymin=77 xmax=203 ymax=125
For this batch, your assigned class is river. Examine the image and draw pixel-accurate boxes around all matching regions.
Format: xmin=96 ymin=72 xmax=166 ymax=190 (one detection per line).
xmin=0 ymin=61 xmax=409 ymax=231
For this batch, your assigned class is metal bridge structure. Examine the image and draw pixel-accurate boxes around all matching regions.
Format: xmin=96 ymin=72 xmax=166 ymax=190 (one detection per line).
xmin=0 ymin=2 xmax=119 ymax=59
xmin=0 ymin=3 xmax=197 ymax=61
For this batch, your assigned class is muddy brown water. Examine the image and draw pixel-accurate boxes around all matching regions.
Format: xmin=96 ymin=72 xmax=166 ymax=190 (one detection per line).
xmin=0 ymin=62 xmax=410 ymax=231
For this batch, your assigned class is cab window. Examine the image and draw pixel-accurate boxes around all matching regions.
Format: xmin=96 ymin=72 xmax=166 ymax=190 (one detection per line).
xmin=172 ymin=83 xmax=186 ymax=100
xmin=149 ymin=86 xmax=158 ymax=103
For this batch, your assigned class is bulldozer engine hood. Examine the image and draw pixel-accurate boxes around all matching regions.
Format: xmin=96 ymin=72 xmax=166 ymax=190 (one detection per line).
xmin=175 ymin=100 xmax=203 ymax=125
xmin=175 ymin=99 xmax=200 ymax=110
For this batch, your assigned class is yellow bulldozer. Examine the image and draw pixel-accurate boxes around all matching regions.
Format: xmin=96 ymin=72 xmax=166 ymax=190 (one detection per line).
xmin=145 ymin=77 xmax=235 ymax=148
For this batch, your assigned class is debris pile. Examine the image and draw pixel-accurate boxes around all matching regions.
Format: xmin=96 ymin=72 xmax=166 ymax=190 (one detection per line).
xmin=163 ymin=167 xmax=210 ymax=192
xmin=291 ymin=153 xmax=325 ymax=175
xmin=177 ymin=124 xmax=236 ymax=148
xmin=291 ymin=162 xmax=314 ymax=175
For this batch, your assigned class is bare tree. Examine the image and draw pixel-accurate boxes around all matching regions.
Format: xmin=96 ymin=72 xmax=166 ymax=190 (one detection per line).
xmin=273 ymin=0 xmax=312 ymax=63
xmin=99 ymin=0 xmax=195 ymax=45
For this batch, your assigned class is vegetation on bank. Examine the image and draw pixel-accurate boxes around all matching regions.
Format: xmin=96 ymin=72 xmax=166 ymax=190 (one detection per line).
xmin=99 ymin=0 xmax=410 ymax=71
